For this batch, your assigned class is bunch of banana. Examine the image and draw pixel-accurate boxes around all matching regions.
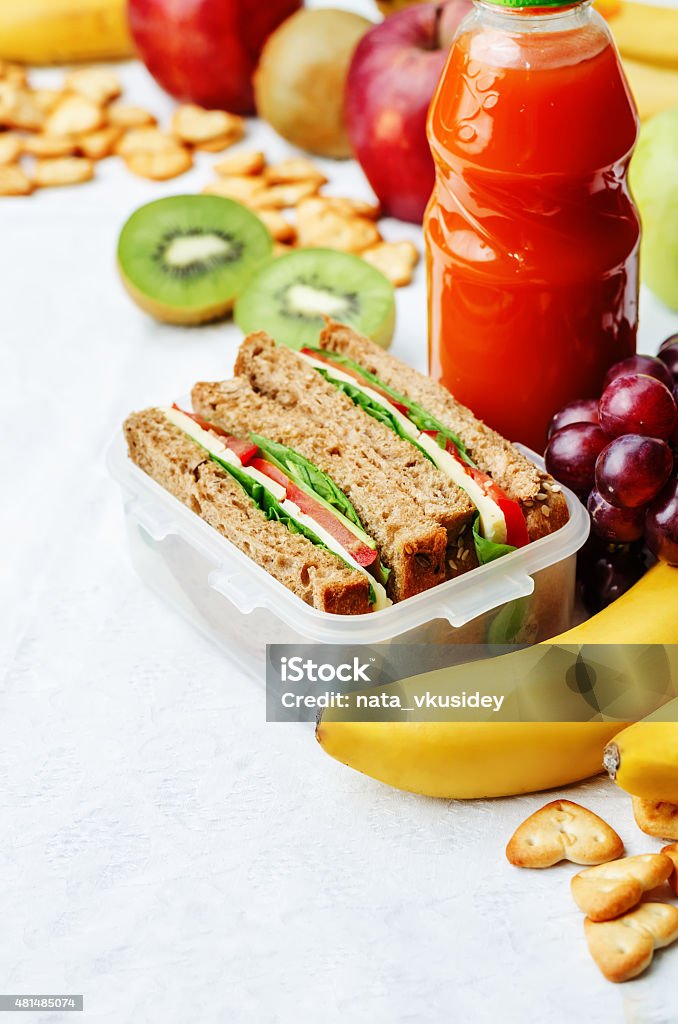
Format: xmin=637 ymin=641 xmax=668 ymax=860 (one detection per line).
xmin=0 ymin=0 xmax=134 ymax=65
xmin=594 ymin=0 xmax=678 ymax=120
xmin=317 ymin=561 xmax=678 ymax=799
xmin=605 ymin=704 xmax=678 ymax=804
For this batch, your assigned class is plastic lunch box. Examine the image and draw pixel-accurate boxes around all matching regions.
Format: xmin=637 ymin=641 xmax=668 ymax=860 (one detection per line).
xmin=108 ymin=432 xmax=590 ymax=680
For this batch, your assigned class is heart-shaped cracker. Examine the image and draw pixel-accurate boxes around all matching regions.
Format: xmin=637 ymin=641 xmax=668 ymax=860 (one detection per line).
xmin=585 ymin=902 xmax=678 ymax=982
xmin=662 ymin=843 xmax=678 ymax=896
xmin=506 ymin=800 xmax=624 ymax=868
xmin=171 ymin=104 xmax=242 ymax=145
xmin=572 ymin=854 xmax=673 ymax=921
xmin=634 ymin=798 xmax=678 ymax=841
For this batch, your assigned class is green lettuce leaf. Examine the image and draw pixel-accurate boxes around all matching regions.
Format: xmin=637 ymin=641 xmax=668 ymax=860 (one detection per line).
xmin=315 ymin=368 xmax=435 ymax=464
xmin=306 ymin=347 xmax=475 ymax=467
xmin=472 ymin=515 xmax=516 ymax=565
xmin=209 ymin=452 xmax=377 ymax=606
xmin=249 ymin=433 xmax=363 ymax=529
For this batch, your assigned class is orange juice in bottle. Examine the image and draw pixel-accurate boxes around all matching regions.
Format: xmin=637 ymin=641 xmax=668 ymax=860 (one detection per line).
xmin=425 ymin=0 xmax=640 ymax=452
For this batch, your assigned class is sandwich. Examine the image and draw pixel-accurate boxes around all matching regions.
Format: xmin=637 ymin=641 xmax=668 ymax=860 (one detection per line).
xmin=191 ymin=375 xmax=455 ymax=601
xmin=123 ymin=322 xmax=570 ymax=617
xmin=230 ymin=323 xmax=569 ymax=573
xmin=124 ymin=406 xmax=391 ymax=614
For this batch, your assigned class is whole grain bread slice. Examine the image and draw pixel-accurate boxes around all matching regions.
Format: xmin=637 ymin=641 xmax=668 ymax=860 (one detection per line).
xmin=124 ymin=408 xmax=372 ymax=615
xmin=191 ymin=376 xmax=450 ymax=601
xmin=318 ymin=321 xmax=570 ymax=541
xmin=234 ymin=331 xmax=475 ymax=546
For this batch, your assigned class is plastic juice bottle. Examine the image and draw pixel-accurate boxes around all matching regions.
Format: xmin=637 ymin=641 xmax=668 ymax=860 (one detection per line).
xmin=425 ymin=0 xmax=640 ymax=452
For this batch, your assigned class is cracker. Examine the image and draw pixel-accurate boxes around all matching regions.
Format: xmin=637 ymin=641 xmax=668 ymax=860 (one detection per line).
xmin=661 ymin=843 xmax=678 ymax=896
xmin=296 ymin=205 xmax=381 ymax=252
xmin=0 ymin=163 xmax=31 ymax=195
xmin=202 ymin=175 xmax=266 ymax=204
xmin=124 ymin=146 xmax=192 ymax=180
xmin=361 ymin=240 xmax=419 ymax=286
xmin=108 ymin=104 xmax=157 ymax=129
xmin=253 ymin=180 xmax=321 ymax=210
xmin=76 ymin=127 xmax=122 ymax=161
xmin=255 ymin=208 xmax=296 ymax=243
xmin=1 ymin=63 xmax=28 ymax=88
xmin=505 ymin=800 xmax=624 ymax=868
xmin=23 ymin=134 xmax=76 ymax=158
xmin=33 ymin=157 xmax=94 ymax=188
xmin=0 ymin=132 xmax=21 ymax=164
xmin=584 ymin=903 xmax=678 ymax=983
xmin=46 ymin=94 xmax=103 ymax=136
xmin=32 ymin=89 xmax=63 ymax=115
xmin=64 ymin=68 xmax=122 ymax=106
xmin=571 ymin=854 xmax=673 ymax=922
xmin=265 ymin=157 xmax=327 ymax=186
xmin=213 ymin=149 xmax=265 ymax=177
xmin=115 ymin=128 xmax=177 ymax=157
xmin=0 ymin=84 xmax=44 ymax=131
xmin=194 ymin=131 xmax=242 ymax=153
xmin=171 ymin=104 xmax=243 ymax=145
xmin=633 ymin=798 xmax=678 ymax=841
xmin=304 ymin=195 xmax=380 ymax=220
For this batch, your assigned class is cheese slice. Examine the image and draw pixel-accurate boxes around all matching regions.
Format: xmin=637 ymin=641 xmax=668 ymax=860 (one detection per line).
xmin=162 ymin=407 xmax=390 ymax=610
xmin=282 ymin=500 xmax=391 ymax=611
xmin=299 ymin=353 xmax=507 ymax=544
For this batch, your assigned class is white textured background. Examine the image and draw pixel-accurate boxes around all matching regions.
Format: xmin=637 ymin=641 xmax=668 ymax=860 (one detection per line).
xmin=1 ymin=1 xmax=678 ymax=1021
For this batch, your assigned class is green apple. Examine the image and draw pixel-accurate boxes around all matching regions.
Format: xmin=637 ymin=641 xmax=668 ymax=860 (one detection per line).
xmin=630 ymin=107 xmax=678 ymax=312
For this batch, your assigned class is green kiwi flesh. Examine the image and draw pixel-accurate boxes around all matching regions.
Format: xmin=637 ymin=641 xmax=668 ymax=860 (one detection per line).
xmin=234 ymin=248 xmax=395 ymax=349
xmin=117 ymin=195 xmax=273 ymax=325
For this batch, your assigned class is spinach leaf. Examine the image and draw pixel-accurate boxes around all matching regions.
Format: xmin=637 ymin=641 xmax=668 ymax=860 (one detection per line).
xmin=472 ymin=515 xmax=516 ymax=565
xmin=316 ymin=368 xmax=435 ymax=464
xmin=306 ymin=347 xmax=475 ymax=467
xmin=249 ymin=433 xmax=362 ymax=529
xmin=209 ymin=452 xmax=377 ymax=607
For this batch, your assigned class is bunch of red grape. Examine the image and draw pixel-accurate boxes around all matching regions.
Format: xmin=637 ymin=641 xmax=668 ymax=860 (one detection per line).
xmin=545 ymin=336 xmax=678 ymax=610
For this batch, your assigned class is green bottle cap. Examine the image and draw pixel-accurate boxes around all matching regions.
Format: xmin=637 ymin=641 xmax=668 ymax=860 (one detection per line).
xmin=481 ymin=0 xmax=583 ymax=7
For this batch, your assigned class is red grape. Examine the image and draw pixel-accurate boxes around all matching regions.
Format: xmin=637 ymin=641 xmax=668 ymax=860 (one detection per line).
xmin=578 ymin=536 xmax=646 ymax=613
xmin=544 ymin=423 xmax=608 ymax=494
xmin=603 ymin=354 xmax=673 ymax=391
xmin=658 ymin=334 xmax=678 ymax=381
xmin=645 ymin=478 xmax=678 ymax=565
xmin=587 ymin=488 xmax=646 ymax=542
xmin=595 ymin=435 xmax=673 ymax=508
xmin=598 ymin=374 xmax=677 ymax=440
xmin=547 ymin=398 xmax=599 ymax=440
xmin=673 ymin=384 xmax=678 ymax=447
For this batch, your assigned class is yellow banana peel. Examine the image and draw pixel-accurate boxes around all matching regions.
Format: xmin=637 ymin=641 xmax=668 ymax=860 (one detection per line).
xmin=317 ymin=562 xmax=678 ymax=799
xmin=623 ymin=58 xmax=678 ymax=121
xmin=0 ymin=0 xmax=134 ymax=64
xmin=596 ymin=0 xmax=678 ymax=69
xmin=604 ymin=701 xmax=678 ymax=804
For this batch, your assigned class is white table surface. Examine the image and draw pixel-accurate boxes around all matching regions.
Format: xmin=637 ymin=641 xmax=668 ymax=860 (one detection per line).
xmin=2 ymin=6 xmax=678 ymax=1021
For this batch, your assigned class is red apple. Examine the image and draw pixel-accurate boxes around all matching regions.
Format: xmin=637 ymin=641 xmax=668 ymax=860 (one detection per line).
xmin=345 ymin=0 xmax=472 ymax=223
xmin=128 ymin=0 xmax=302 ymax=114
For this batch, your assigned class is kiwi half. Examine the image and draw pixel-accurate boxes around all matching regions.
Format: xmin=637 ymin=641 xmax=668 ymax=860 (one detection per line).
xmin=234 ymin=248 xmax=396 ymax=350
xmin=117 ymin=195 xmax=272 ymax=325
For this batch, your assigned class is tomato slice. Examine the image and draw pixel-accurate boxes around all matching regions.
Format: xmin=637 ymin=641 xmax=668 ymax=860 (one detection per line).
xmin=173 ymin=404 xmax=258 ymax=464
xmin=250 ymin=457 xmax=377 ymax=567
xmin=301 ymin=349 xmax=410 ymax=416
xmin=424 ymin=431 xmax=530 ymax=548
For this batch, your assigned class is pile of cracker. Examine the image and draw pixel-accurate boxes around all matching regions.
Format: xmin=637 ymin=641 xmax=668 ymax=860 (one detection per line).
xmin=203 ymin=151 xmax=419 ymax=287
xmin=0 ymin=63 xmax=244 ymax=194
xmin=507 ymin=798 xmax=678 ymax=983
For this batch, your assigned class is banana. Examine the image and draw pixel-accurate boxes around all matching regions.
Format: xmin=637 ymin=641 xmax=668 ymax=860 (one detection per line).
xmin=623 ymin=58 xmax=678 ymax=121
xmin=0 ymin=0 xmax=134 ymax=64
xmin=595 ymin=0 xmax=678 ymax=69
xmin=604 ymin=705 xmax=678 ymax=804
xmin=317 ymin=562 xmax=678 ymax=799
